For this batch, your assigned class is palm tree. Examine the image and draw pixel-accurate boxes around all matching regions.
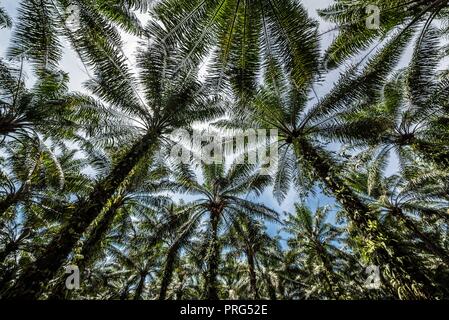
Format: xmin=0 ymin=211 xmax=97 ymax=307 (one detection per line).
xmin=225 ymin=217 xmax=277 ymax=299
xmin=319 ymin=0 xmax=449 ymax=68
xmin=347 ymin=158 xmax=449 ymax=267
xmin=0 ymin=59 xmax=113 ymax=141
xmin=337 ymin=28 xmax=449 ymax=171
xmin=0 ymin=139 xmax=93 ymax=218
xmin=221 ymin=26 xmax=439 ymax=297
xmin=156 ymin=203 xmax=197 ymax=300
xmin=283 ymin=204 xmax=356 ymax=299
xmin=7 ymin=0 xmax=148 ymax=73
xmin=0 ymin=5 xmax=11 ymax=28
xmin=47 ymin=160 xmax=171 ymax=299
xmin=150 ymin=0 xmax=320 ymax=98
xmin=157 ymin=160 xmax=279 ymax=300
xmin=3 ymin=34 xmax=223 ymax=299
xmin=106 ymin=234 xmax=162 ymax=300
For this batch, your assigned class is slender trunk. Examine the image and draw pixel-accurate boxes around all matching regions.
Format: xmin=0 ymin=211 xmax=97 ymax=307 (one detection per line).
xmin=133 ymin=274 xmax=147 ymax=300
xmin=264 ymin=273 xmax=277 ymax=300
xmin=158 ymin=242 xmax=180 ymax=300
xmin=395 ymin=208 xmax=449 ymax=266
xmin=293 ymin=139 xmax=434 ymax=299
xmin=175 ymin=273 xmax=185 ymax=300
xmin=48 ymin=197 xmax=124 ymax=300
xmin=317 ymin=244 xmax=338 ymax=299
xmin=205 ymin=211 xmax=220 ymax=300
xmin=3 ymin=131 xmax=158 ymax=299
xmin=246 ymin=249 xmax=259 ymax=299
xmin=119 ymin=277 xmax=135 ymax=300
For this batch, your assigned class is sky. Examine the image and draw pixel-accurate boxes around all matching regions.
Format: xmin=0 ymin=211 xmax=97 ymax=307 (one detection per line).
xmin=0 ymin=0 xmax=412 ymax=240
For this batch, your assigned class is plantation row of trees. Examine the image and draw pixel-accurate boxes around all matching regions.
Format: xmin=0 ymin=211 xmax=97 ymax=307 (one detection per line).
xmin=1 ymin=0 xmax=449 ymax=300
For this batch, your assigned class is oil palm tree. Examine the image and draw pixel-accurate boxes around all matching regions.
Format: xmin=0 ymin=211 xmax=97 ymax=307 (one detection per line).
xmin=156 ymin=202 xmax=197 ymax=300
xmin=283 ymin=204 xmax=354 ymax=299
xmin=0 ymin=4 xmax=11 ymax=28
xmin=0 ymin=139 xmax=93 ymax=218
xmin=225 ymin=217 xmax=277 ymax=299
xmin=319 ymin=0 xmax=449 ymax=69
xmin=106 ymin=235 xmax=163 ymax=300
xmin=346 ymin=158 xmax=449 ymax=267
xmin=47 ymin=160 xmax=171 ymax=299
xmin=337 ymin=28 xmax=449 ymax=172
xmin=3 ymin=34 xmax=223 ymax=299
xmin=8 ymin=0 xmax=148 ymax=73
xmin=150 ymin=0 xmax=320 ymax=98
xmin=157 ymin=160 xmax=279 ymax=300
xmin=221 ymin=27 xmax=438 ymax=298
xmin=0 ymin=59 xmax=115 ymax=141
xmin=0 ymin=142 xmax=95 ymax=293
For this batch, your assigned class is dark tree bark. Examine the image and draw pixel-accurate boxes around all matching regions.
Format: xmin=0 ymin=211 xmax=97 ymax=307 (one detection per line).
xmin=158 ymin=242 xmax=180 ymax=300
xmin=48 ymin=200 xmax=122 ymax=300
xmin=246 ymin=249 xmax=259 ymax=299
xmin=205 ymin=210 xmax=221 ymax=300
xmin=133 ymin=273 xmax=147 ymax=300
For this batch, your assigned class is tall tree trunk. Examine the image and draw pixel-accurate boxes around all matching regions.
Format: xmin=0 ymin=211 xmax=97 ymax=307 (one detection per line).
xmin=48 ymin=197 xmax=124 ymax=300
xmin=119 ymin=276 xmax=135 ymax=300
xmin=264 ymin=272 xmax=277 ymax=300
xmin=317 ymin=244 xmax=339 ymax=299
xmin=205 ymin=211 xmax=221 ymax=300
xmin=395 ymin=208 xmax=449 ymax=266
xmin=246 ymin=249 xmax=259 ymax=299
xmin=3 ymin=131 xmax=158 ymax=299
xmin=158 ymin=242 xmax=181 ymax=300
xmin=133 ymin=274 xmax=147 ymax=300
xmin=293 ymin=139 xmax=435 ymax=299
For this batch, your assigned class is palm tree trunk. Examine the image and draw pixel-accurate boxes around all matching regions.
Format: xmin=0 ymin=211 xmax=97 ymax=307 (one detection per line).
xmin=158 ymin=242 xmax=181 ymax=300
xmin=264 ymin=272 xmax=277 ymax=300
xmin=205 ymin=211 xmax=221 ymax=300
xmin=80 ymin=201 xmax=122 ymax=263
xmin=293 ymin=138 xmax=435 ymax=299
xmin=246 ymin=249 xmax=259 ymax=299
xmin=3 ymin=131 xmax=159 ymax=299
xmin=119 ymin=276 xmax=135 ymax=300
xmin=133 ymin=274 xmax=147 ymax=300
xmin=317 ymin=245 xmax=338 ymax=299
xmin=48 ymin=197 xmax=123 ymax=300
xmin=395 ymin=208 xmax=449 ymax=266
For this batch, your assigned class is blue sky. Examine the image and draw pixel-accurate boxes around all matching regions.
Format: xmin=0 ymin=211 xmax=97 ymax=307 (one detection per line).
xmin=0 ymin=0 xmax=413 ymax=240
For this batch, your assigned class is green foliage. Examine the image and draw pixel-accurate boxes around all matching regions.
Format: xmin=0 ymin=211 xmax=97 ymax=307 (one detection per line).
xmin=1 ymin=0 xmax=449 ymax=300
